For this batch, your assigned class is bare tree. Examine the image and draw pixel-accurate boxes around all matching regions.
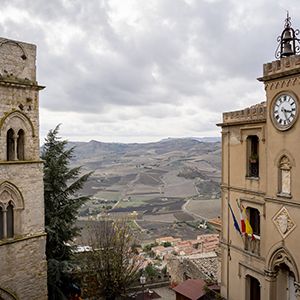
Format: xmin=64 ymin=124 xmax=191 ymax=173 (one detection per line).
xmin=82 ymin=218 xmax=142 ymax=299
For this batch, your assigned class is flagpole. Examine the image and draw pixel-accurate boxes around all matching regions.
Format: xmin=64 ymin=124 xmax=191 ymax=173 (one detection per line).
xmin=226 ymin=130 xmax=230 ymax=300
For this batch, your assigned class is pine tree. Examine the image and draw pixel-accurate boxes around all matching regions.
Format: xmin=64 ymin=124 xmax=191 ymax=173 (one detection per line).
xmin=42 ymin=125 xmax=92 ymax=299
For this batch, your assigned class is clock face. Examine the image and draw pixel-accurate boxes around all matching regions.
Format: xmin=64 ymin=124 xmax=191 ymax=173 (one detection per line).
xmin=272 ymin=94 xmax=298 ymax=130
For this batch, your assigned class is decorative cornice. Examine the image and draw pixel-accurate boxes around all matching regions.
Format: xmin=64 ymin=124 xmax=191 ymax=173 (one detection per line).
xmin=218 ymin=102 xmax=266 ymax=127
xmin=265 ymin=76 xmax=300 ymax=91
xmin=0 ymin=79 xmax=44 ymax=90
xmin=258 ymin=55 xmax=300 ymax=82
xmin=264 ymin=196 xmax=300 ymax=207
xmin=0 ymin=232 xmax=46 ymax=246
xmin=0 ymin=160 xmax=43 ymax=165
xmin=221 ymin=184 xmax=266 ymax=197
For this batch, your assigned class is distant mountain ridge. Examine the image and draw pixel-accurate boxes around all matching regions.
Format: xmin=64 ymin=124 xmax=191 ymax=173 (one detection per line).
xmin=65 ymin=137 xmax=221 ymax=220
xmin=67 ymin=137 xmax=221 ymax=162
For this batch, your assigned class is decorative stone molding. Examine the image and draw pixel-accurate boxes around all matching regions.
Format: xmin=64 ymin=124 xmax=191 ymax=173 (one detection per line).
xmin=222 ymin=102 xmax=266 ymax=125
xmin=0 ymin=110 xmax=35 ymax=137
xmin=267 ymin=246 xmax=299 ymax=282
xmin=0 ymin=287 xmax=18 ymax=300
xmin=264 ymin=269 xmax=278 ymax=280
xmin=0 ymin=181 xmax=24 ymax=210
xmin=239 ymin=125 xmax=265 ymax=143
xmin=294 ymin=281 xmax=300 ymax=296
xmin=258 ymin=55 xmax=300 ymax=82
xmin=265 ymin=77 xmax=300 ymax=91
xmin=272 ymin=206 xmax=296 ymax=238
xmin=275 ymin=150 xmax=296 ymax=167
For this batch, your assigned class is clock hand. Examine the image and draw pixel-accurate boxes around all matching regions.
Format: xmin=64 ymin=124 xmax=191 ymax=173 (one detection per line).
xmin=281 ymin=107 xmax=288 ymax=120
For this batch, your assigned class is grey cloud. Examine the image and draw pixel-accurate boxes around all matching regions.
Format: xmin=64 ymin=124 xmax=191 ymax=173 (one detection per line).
xmin=1 ymin=0 xmax=300 ymax=142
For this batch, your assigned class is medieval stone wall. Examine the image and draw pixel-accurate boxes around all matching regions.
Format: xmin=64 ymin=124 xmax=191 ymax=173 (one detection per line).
xmin=0 ymin=37 xmax=47 ymax=299
xmin=0 ymin=235 xmax=47 ymax=300
xmin=1 ymin=163 xmax=44 ymax=234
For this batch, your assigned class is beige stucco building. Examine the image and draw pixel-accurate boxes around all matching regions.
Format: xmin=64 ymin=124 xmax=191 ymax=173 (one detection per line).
xmin=218 ymin=19 xmax=300 ymax=300
xmin=0 ymin=38 xmax=47 ymax=299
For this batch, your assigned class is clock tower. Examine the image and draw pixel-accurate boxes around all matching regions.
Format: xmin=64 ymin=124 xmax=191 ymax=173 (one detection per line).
xmin=0 ymin=38 xmax=47 ymax=299
xmin=219 ymin=15 xmax=300 ymax=300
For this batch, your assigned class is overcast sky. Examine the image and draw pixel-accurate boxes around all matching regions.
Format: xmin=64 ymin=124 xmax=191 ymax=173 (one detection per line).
xmin=1 ymin=0 xmax=299 ymax=143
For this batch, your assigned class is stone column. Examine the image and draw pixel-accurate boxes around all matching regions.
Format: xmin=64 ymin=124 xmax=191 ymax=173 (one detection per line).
xmin=264 ymin=269 xmax=277 ymax=300
xmin=2 ymin=207 xmax=7 ymax=238
xmin=13 ymin=133 xmax=18 ymax=160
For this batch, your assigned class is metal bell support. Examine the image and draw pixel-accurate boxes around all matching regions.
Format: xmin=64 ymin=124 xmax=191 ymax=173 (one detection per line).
xmin=275 ymin=12 xmax=300 ymax=59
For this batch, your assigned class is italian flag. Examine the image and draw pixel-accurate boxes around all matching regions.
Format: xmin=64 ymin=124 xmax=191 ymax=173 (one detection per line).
xmin=236 ymin=200 xmax=245 ymax=234
xmin=237 ymin=200 xmax=255 ymax=240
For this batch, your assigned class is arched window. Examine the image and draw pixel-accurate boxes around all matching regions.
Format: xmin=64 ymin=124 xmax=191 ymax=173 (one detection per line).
xmin=279 ymin=156 xmax=291 ymax=195
xmin=246 ymin=136 xmax=259 ymax=177
xmin=17 ymin=129 xmax=25 ymax=160
xmin=0 ymin=206 xmax=3 ymax=239
xmin=7 ymin=128 xmax=15 ymax=161
xmin=7 ymin=202 xmax=14 ymax=238
xmin=0 ymin=182 xmax=24 ymax=240
xmin=246 ymin=275 xmax=260 ymax=300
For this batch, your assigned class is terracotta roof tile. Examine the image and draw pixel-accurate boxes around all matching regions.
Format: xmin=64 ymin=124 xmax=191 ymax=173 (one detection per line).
xmin=172 ymin=279 xmax=206 ymax=300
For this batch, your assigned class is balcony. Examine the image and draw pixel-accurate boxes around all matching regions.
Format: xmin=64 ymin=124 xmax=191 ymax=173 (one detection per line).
xmin=244 ymin=235 xmax=260 ymax=256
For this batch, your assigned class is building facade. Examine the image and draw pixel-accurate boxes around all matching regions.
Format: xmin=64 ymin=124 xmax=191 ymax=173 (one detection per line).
xmin=0 ymin=38 xmax=47 ymax=299
xmin=218 ymin=19 xmax=300 ymax=300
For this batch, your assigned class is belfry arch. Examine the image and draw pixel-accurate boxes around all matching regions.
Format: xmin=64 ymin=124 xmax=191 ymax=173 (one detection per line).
xmin=0 ymin=111 xmax=35 ymax=161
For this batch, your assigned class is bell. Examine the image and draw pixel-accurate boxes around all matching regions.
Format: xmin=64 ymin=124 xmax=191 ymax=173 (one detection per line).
xmin=283 ymin=29 xmax=292 ymax=40
xmin=282 ymin=41 xmax=294 ymax=56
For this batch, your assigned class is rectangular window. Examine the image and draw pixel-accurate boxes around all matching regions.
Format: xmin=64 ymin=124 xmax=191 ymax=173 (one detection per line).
xmin=245 ymin=207 xmax=260 ymax=255
xmin=249 ymin=276 xmax=260 ymax=300
xmin=249 ymin=208 xmax=260 ymax=236
xmin=247 ymin=136 xmax=259 ymax=178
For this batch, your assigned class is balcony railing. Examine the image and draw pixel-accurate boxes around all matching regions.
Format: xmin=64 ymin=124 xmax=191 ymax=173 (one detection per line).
xmin=244 ymin=234 xmax=260 ymax=256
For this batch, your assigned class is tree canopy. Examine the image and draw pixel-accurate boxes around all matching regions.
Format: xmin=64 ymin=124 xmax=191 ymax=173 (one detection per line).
xmin=82 ymin=218 xmax=141 ymax=299
xmin=42 ymin=125 xmax=92 ymax=298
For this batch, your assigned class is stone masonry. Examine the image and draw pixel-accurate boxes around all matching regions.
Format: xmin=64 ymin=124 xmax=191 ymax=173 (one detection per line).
xmin=0 ymin=37 xmax=47 ymax=299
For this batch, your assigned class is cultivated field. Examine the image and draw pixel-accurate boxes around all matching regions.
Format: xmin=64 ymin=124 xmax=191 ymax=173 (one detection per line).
xmin=72 ymin=138 xmax=221 ymax=241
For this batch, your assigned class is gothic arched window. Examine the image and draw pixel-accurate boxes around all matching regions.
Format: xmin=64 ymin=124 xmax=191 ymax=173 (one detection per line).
xmin=17 ymin=129 xmax=25 ymax=160
xmin=7 ymin=128 xmax=15 ymax=161
xmin=279 ymin=156 xmax=291 ymax=195
xmin=0 ymin=182 xmax=24 ymax=240
xmin=7 ymin=201 xmax=14 ymax=238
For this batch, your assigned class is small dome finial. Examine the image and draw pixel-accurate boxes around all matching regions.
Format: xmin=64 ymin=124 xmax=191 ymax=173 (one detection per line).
xmin=275 ymin=13 xmax=300 ymax=59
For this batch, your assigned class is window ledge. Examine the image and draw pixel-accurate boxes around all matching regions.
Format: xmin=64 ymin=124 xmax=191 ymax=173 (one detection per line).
xmin=243 ymin=249 xmax=261 ymax=258
xmin=0 ymin=232 xmax=46 ymax=246
xmin=0 ymin=160 xmax=43 ymax=165
xmin=277 ymin=193 xmax=292 ymax=199
xmin=245 ymin=176 xmax=260 ymax=181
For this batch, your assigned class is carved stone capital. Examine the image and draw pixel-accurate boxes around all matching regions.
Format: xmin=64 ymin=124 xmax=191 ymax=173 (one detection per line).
xmin=294 ymin=281 xmax=300 ymax=296
xmin=264 ymin=269 xmax=278 ymax=281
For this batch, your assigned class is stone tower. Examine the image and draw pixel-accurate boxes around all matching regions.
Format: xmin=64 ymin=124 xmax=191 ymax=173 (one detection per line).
xmin=0 ymin=38 xmax=47 ymax=299
xmin=218 ymin=17 xmax=300 ymax=300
